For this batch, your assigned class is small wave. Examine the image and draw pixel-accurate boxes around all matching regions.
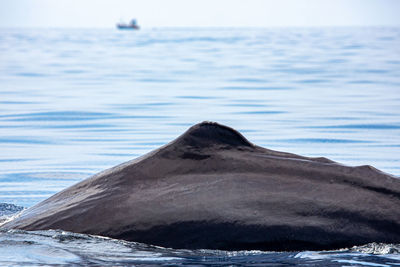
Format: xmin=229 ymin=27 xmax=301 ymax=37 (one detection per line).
xmin=0 ymin=229 xmax=185 ymax=265
xmin=350 ymin=243 xmax=400 ymax=255
xmin=0 ymin=203 xmax=25 ymax=227
xmin=0 ymin=203 xmax=24 ymax=217
xmin=15 ymin=72 xmax=46 ymax=77
xmin=313 ymin=124 xmax=400 ymax=130
xmin=0 ymin=111 xmax=115 ymax=122
xmin=1 ymin=228 xmax=399 ymax=266
xmin=220 ymin=86 xmax=293 ymax=90
xmin=281 ymin=138 xmax=371 ymax=144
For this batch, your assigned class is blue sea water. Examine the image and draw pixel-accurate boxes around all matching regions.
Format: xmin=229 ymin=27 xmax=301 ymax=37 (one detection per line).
xmin=0 ymin=27 xmax=400 ymax=266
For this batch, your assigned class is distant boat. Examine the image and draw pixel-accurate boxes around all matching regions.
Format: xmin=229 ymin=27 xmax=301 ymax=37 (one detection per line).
xmin=117 ymin=19 xmax=140 ymax=30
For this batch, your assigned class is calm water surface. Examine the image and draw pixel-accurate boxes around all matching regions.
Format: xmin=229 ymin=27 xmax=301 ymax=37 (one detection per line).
xmin=0 ymin=27 xmax=399 ymax=266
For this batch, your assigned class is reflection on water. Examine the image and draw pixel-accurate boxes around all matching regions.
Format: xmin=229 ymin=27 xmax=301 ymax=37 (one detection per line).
xmin=0 ymin=27 xmax=399 ymax=208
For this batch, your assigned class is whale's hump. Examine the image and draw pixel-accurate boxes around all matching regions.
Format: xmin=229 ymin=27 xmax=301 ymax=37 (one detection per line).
xmin=174 ymin=121 xmax=254 ymax=148
xmin=2 ymin=121 xmax=400 ymax=251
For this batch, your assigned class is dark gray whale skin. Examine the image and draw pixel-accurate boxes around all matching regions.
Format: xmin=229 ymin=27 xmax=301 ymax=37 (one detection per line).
xmin=2 ymin=122 xmax=400 ymax=251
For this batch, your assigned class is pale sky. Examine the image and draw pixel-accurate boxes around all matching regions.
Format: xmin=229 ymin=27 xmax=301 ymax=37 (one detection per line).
xmin=0 ymin=0 xmax=399 ymax=28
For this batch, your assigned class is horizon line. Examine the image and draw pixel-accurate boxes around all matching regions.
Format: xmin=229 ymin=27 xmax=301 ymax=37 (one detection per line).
xmin=1 ymin=25 xmax=400 ymax=29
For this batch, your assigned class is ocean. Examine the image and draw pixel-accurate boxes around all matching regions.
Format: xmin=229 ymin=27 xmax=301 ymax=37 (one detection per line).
xmin=0 ymin=27 xmax=399 ymax=266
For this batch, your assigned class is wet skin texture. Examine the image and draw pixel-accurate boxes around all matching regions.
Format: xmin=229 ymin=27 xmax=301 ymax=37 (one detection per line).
xmin=3 ymin=122 xmax=400 ymax=251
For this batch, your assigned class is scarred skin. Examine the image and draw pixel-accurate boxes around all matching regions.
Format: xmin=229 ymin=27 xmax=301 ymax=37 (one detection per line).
xmin=2 ymin=122 xmax=400 ymax=251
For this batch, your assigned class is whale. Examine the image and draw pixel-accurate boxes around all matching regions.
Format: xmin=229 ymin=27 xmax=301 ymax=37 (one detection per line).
xmin=2 ymin=122 xmax=400 ymax=251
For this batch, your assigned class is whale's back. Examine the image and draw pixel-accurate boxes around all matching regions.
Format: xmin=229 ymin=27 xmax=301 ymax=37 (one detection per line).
xmin=3 ymin=122 xmax=400 ymax=251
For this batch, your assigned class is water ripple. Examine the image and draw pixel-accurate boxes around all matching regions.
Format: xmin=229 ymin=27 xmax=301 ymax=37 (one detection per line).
xmin=281 ymin=138 xmax=372 ymax=144
xmin=309 ymin=124 xmax=400 ymax=130
xmin=0 ymin=137 xmax=53 ymax=144
xmin=220 ymin=86 xmax=292 ymax=90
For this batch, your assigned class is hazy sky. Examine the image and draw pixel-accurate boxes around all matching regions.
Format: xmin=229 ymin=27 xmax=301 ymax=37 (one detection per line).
xmin=1 ymin=0 xmax=399 ymax=28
